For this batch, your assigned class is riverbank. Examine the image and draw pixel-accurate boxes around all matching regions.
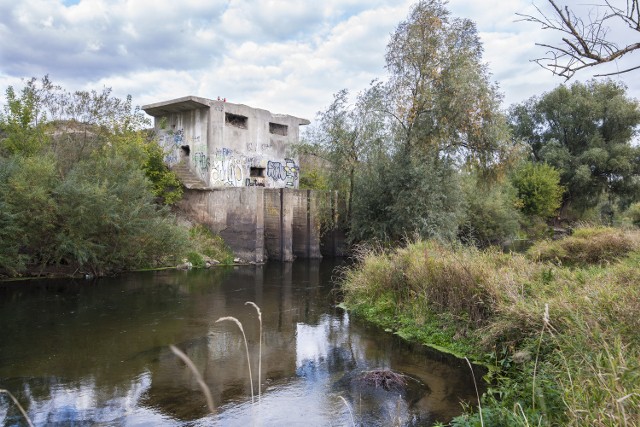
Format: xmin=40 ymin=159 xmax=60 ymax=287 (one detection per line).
xmin=0 ymin=221 xmax=235 ymax=281
xmin=340 ymin=227 xmax=640 ymax=426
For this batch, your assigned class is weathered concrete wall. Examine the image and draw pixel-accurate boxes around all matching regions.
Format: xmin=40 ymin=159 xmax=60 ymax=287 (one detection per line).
xmin=147 ymin=98 xmax=211 ymax=181
xmin=291 ymin=190 xmax=322 ymax=259
xmin=263 ymin=189 xmax=293 ymax=261
xmin=319 ymin=191 xmax=348 ymax=257
xmin=178 ymin=188 xmax=324 ymax=262
xmin=177 ymin=188 xmax=265 ymax=263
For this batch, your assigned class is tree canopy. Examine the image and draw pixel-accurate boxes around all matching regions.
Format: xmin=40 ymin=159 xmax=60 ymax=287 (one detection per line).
xmin=509 ymin=79 xmax=640 ymax=217
xmin=0 ymin=77 xmax=187 ymax=277
xmin=304 ymin=0 xmax=516 ymax=243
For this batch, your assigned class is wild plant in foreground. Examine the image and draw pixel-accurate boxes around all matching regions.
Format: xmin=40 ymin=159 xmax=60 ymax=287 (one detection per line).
xmin=0 ymin=389 xmax=35 ymax=427
xmin=170 ymin=302 xmax=264 ymax=413
xmin=245 ymin=301 xmax=262 ymax=402
xmin=464 ymin=358 xmax=483 ymax=427
xmin=169 ymin=345 xmax=216 ymax=414
xmin=216 ymin=316 xmax=255 ymax=403
xmin=338 ymin=395 xmax=356 ymax=427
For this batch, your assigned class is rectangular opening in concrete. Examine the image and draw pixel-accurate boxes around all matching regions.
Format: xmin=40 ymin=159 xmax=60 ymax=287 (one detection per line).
xmin=250 ymin=167 xmax=265 ymax=177
xmin=226 ymin=112 xmax=248 ymax=129
xmin=269 ymin=122 xmax=288 ymax=136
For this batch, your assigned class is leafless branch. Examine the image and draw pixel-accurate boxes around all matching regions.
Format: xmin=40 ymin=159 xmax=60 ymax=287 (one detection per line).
xmin=517 ymin=0 xmax=640 ymax=79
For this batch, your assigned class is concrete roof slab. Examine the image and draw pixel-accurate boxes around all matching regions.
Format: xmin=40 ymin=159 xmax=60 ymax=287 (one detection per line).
xmin=142 ymin=96 xmax=210 ymax=116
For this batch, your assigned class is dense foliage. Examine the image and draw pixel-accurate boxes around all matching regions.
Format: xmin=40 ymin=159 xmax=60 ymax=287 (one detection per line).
xmin=0 ymin=77 xmax=188 ymax=277
xmin=509 ymin=80 xmax=640 ymax=219
xmin=302 ymin=0 xmax=515 ymax=244
xmin=510 ymin=161 xmax=564 ymax=218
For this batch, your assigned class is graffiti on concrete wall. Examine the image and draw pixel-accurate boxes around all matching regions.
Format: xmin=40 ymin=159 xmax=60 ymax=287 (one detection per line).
xmin=207 ymin=148 xmax=299 ymax=188
xmin=157 ymin=126 xmax=204 ymax=169
xmin=193 ymin=152 xmax=210 ymax=174
xmin=164 ymin=153 xmax=178 ymax=165
xmin=267 ymin=158 xmax=299 ymax=188
xmin=173 ymin=129 xmax=184 ymax=146
xmin=210 ymin=148 xmax=247 ymax=187
xmin=245 ymin=178 xmax=265 ymax=187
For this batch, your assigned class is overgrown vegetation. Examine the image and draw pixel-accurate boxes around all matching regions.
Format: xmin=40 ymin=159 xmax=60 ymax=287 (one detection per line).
xmin=187 ymin=224 xmax=234 ymax=266
xmin=0 ymin=77 xmax=197 ymax=277
xmin=341 ymin=226 xmax=640 ymax=426
xmin=509 ymin=80 xmax=640 ymax=221
xmin=302 ymin=1 xmax=640 ymax=247
xmin=301 ymin=0 xmax=518 ymax=246
xmin=307 ymin=3 xmax=639 ymax=425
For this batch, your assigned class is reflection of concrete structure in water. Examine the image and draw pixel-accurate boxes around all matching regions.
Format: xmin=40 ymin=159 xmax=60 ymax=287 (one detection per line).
xmin=142 ymin=97 xmax=339 ymax=262
xmin=143 ymin=262 xmax=481 ymax=425
xmin=0 ymin=263 xmax=481 ymax=425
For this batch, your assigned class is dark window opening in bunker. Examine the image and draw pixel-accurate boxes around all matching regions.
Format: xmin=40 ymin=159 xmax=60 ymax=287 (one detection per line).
xmin=181 ymin=146 xmax=190 ymax=157
xmin=269 ymin=122 xmax=288 ymax=136
xmin=225 ymin=113 xmax=248 ymax=129
xmin=250 ymin=167 xmax=265 ymax=177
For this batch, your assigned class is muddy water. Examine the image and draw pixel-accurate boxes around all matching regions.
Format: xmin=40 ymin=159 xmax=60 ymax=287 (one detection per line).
xmin=0 ymin=260 xmax=482 ymax=426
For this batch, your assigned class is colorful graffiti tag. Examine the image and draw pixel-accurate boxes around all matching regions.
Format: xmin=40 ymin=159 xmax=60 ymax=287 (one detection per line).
xmin=267 ymin=158 xmax=299 ymax=188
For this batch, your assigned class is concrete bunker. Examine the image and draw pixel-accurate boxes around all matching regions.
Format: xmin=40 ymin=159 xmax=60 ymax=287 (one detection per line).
xmin=142 ymin=95 xmax=324 ymax=262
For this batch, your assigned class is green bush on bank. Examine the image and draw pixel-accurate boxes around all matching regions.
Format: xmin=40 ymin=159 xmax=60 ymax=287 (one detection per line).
xmin=187 ymin=224 xmax=234 ymax=265
xmin=341 ymin=227 xmax=640 ymax=426
xmin=0 ymin=77 xmax=192 ymax=277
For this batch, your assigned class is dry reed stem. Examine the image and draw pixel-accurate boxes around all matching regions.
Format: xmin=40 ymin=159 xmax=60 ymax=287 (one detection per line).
xmin=514 ymin=402 xmax=531 ymax=427
xmin=464 ymin=357 xmax=484 ymax=427
xmin=339 ymin=395 xmax=356 ymax=427
xmin=532 ymin=303 xmax=550 ymax=411
xmin=0 ymin=389 xmax=34 ymax=427
xmin=245 ymin=301 xmax=262 ymax=403
xmin=169 ymin=345 xmax=216 ymax=414
xmin=216 ymin=316 xmax=254 ymax=403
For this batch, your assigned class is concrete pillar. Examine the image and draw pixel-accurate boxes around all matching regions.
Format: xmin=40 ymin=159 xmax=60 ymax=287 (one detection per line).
xmin=292 ymin=190 xmax=322 ymax=259
xmin=263 ymin=189 xmax=293 ymax=261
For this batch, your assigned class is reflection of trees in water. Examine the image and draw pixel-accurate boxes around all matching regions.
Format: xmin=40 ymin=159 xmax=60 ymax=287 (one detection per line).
xmin=0 ymin=260 xmax=481 ymax=425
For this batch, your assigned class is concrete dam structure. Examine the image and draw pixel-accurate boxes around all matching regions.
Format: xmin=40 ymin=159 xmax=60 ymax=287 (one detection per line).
xmin=143 ymin=96 xmax=341 ymax=262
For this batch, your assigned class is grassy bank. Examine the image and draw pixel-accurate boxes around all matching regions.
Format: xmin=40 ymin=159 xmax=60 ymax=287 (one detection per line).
xmin=341 ymin=227 xmax=640 ymax=426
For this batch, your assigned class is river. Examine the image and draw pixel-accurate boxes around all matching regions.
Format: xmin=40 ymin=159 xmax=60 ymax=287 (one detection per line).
xmin=0 ymin=260 xmax=482 ymax=426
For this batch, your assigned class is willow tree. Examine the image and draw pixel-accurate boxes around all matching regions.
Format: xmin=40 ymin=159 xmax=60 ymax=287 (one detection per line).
xmin=385 ymin=0 xmax=509 ymax=166
xmin=356 ymin=0 xmax=512 ymax=241
xmin=303 ymin=84 xmax=389 ymax=226
xmin=306 ymin=1 xmax=513 ymax=242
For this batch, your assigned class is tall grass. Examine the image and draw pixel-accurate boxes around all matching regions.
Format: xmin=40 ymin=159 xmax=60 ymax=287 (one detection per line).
xmin=341 ymin=226 xmax=640 ymax=426
xmin=169 ymin=345 xmax=216 ymax=414
xmin=215 ymin=316 xmax=254 ymax=403
xmin=245 ymin=301 xmax=262 ymax=402
xmin=170 ymin=301 xmax=264 ymax=412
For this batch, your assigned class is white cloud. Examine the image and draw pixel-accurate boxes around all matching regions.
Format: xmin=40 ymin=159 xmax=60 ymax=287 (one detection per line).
xmin=0 ymin=0 xmax=638 ymax=125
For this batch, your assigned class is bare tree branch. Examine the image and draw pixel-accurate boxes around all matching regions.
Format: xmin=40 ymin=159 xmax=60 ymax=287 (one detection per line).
xmin=518 ymin=0 xmax=640 ymax=79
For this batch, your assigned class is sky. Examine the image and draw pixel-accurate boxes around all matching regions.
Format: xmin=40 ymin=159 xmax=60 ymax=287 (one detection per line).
xmin=0 ymin=0 xmax=638 ymax=124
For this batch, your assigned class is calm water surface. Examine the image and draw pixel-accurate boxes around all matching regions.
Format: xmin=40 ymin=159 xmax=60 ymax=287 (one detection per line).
xmin=0 ymin=260 xmax=482 ymax=426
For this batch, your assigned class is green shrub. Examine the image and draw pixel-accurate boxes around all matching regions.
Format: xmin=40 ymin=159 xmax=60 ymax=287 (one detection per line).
xmin=510 ymin=162 xmax=564 ymax=218
xmin=188 ymin=224 xmax=234 ymax=265
xmin=186 ymin=251 xmax=205 ymax=268
xmin=299 ymin=167 xmax=329 ymax=191
xmin=623 ymin=202 xmax=640 ymax=227
xmin=459 ymin=175 xmax=521 ymax=246
xmin=142 ymin=138 xmax=183 ymax=205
